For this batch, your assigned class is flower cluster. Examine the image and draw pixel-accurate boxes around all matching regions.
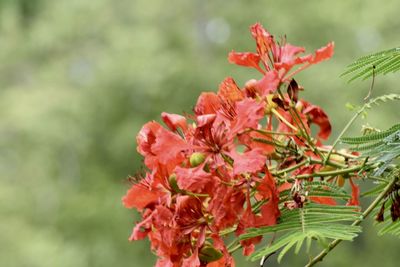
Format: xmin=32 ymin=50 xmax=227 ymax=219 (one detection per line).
xmin=123 ymin=23 xmax=357 ymax=266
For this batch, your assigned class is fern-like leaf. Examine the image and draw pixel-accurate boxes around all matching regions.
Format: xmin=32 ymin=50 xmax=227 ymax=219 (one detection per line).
xmin=363 ymin=94 xmax=400 ymax=110
xmin=341 ymin=122 xmax=400 ymax=175
xmin=279 ymin=181 xmax=352 ymax=203
xmin=240 ymin=203 xmax=362 ymax=262
xmin=341 ymin=47 xmax=400 ymax=82
xmin=303 ymin=181 xmax=351 ymax=200
xmin=341 ymin=123 xmax=400 ymax=145
xmin=377 ymin=220 xmax=400 ymax=237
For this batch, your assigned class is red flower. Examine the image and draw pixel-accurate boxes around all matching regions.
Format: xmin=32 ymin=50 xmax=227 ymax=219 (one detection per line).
xmin=208 ymin=184 xmax=246 ymax=231
xmin=346 ymin=178 xmax=360 ymax=206
xmin=228 ymin=148 xmax=266 ymax=175
xmin=162 ymin=112 xmax=187 ymax=132
xmin=124 ymin=22 xmax=343 ymax=267
xmin=137 ymin=121 xmax=190 ymax=168
xmin=192 ymin=114 xmax=234 ymax=169
xmin=235 ymin=170 xmax=280 ymax=256
xmin=122 ymin=181 xmax=162 ymax=211
xmin=195 ymin=92 xmax=221 ymax=116
xmin=254 ymin=171 xmax=280 ymax=227
xmin=136 ymin=121 xmax=162 ymax=168
xmin=228 ymin=51 xmax=263 ymax=74
xmin=218 ymin=77 xmax=244 ymax=103
xmin=309 ymin=195 xmax=337 ymax=206
xmin=254 ymin=70 xmax=280 ymax=97
xmin=230 ymin=98 xmax=265 ymax=134
xmin=229 ymin=22 xmax=334 ymax=91
xmin=301 ymin=99 xmax=332 ymax=140
xmin=174 ymin=165 xmax=215 ymax=194
xmin=151 ymin=127 xmax=190 ymax=165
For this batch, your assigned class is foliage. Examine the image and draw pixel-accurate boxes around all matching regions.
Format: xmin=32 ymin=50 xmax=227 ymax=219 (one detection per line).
xmin=341 ymin=48 xmax=400 ymax=82
xmin=342 ymin=123 xmax=400 ymax=175
xmin=241 ymin=203 xmax=362 ymax=262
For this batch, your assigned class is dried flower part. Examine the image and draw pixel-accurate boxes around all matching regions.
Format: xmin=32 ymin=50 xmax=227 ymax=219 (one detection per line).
xmin=390 ymin=194 xmax=400 ymax=222
xmin=376 ymin=202 xmax=385 ymax=223
xmin=284 ymin=191 xmax=307 ymax=210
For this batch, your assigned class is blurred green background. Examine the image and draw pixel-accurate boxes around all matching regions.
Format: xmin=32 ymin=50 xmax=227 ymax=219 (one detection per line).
xmin=1 ymin=0 xmax=399 ymax=266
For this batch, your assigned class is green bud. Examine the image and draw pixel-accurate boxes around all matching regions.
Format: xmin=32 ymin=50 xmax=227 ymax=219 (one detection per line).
xmin=189 ymin=152 xmax=206 ymax=167
xmin=199 ymin=245 xmax=223 ymax=263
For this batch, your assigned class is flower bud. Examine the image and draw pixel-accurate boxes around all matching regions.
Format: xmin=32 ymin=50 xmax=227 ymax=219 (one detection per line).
xmin=199 ymin=244 xmax=223 ymax=263
xmin=190 ymin=152 xmax=206 ymax=167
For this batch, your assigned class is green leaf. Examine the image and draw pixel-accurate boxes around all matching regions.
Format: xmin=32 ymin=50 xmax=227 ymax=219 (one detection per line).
xmin=378 ymin=220 xmax=400 ymax=237
xmin=341 ymin=123 xmax=400 ymax=145
xmin=341 ymin=123 xmax=400 ymax=176
xmin=341 ymin=47 xmax=400 ymax=82
xmin=241 ymin=203 xmax=362 ymax=262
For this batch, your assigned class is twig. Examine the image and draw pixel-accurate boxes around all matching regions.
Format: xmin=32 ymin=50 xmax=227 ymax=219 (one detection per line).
xmin=276 ymin=87 xmax=326 ymax=161
xmin=316 ymin=147 xmax=359 ymax=160
xmin=324 ymin=107 xmax=364 ymax=165
xmin=363 ymin=65 xmax=376 ymax=101
xmin=244 ymin=128 xmax=298 ymax=136
xmin=271 ymin=108 xmax=298 ymax=132
xmin=273 ymin=159 xmax=309 ymax=176
xmin=289 ymin=163 xmax=377 ymax=181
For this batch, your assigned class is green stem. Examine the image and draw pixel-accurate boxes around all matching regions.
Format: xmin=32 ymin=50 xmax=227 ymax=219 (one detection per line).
xmin=289 ymin=162 xmax=377 ymax=181
xmin=255 ymin=128 xmax=298 ymax=136
xmin=309 ymin=158 xmax=347 ymax=169
xmin=227 ymin=242 xmax=242 ymax=254
xmin=273 ymin=159 xmax=309 ymax=176
xmin=316 ymin=147 xmax=359 ymax=160
xmin=251 ymin=137 xmax=287 ymax=149
xmin=273 ymin=157 xmax=360 ymax=180
xmin=244 ymin=128 xmax=298 ymax=136
xmin=276 ymin=87 xmax=326 ymax=161
xmin=272 ymin=108 xmax=298 ymax=132
xmin=290 ymin=107 xmax=325 ymax=160
xmin=324 ymin=108 xmax=364 ymax=164
xmin=305 ymin=176 xmax=398 ymax=267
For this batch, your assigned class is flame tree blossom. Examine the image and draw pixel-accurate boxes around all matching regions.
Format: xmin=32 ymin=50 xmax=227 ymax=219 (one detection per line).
xmin=122 ymin=23 xmax=359 ymax=266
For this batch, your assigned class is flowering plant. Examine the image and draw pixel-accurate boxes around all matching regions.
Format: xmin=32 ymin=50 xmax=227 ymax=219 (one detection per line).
xmin=123 ymin=23 xmax=400 ymax=266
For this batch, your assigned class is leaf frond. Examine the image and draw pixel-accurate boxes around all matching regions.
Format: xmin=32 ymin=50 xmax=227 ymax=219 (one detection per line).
xmin=341 ymin=47 xmax=400 ymax=82
xmin=341 ymin=123 xmax=400 ymax=145
xmin=241 ymin=203 xmax=362 ymax=262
